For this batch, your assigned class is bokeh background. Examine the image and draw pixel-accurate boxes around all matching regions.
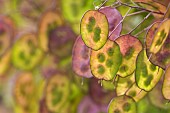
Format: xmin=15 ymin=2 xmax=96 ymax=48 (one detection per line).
xmin=0 ymin=0 xmax=169 ymax=113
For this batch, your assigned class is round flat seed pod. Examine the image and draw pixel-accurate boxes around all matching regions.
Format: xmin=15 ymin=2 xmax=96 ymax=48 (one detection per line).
xmin=149 ymin=19 xmax=170 ymax=54
xmin=116 ymin=73 xmax=135 ymax=96
xmin=146 ymin=21 xmax=170 ymax=69
xmin=89 ymin=78 xmax=117 ymax=105
xmin=99 ymin=7 xmax=122 ymax=41
xmin=0 ymin=17 xmax=14 ymax=57
xmin=49 ymin=25 xmax=76 ymax=59
xmin=80 ymin=10 xmax=109 ymax=50
xmin=14 ymin=72 xmax=35 ymax=108
xmin=61 ymin=0 xmax=93 ymax=23
xmin=126 ymin=83 xmax=147 ymax=102
xmin=134 ymin=0 xmax=166 ymax=13
xmin=0 ymin=50 xmax=11 ymax=76
xmin=115 ymin=34 xmax=142 ymax=77
xmin=162 ymin=65 xmax=170 ymax=100
xmin=116 ymin=73 xmax=147 ymax=102
xmin=108 ymin=95 xmax=137 ymax=113
xmin=78 ymin=96 xmax=107 ymax=113
xmin=165 ymin=4 xmax=170 ymax=18
xmin=19 ymin=0 xmax=57 ymax=21
xmin=45 ymin=73 xmax=70 ymax=112
xmin=12 ymin=33 xmax=44 ymax=70
xmin=38 ymin=10 xmax=63 ymax=52
xmin=72 ymin=36 xmax=93 ymax=78
xmin=135 ymin=50 xmax=164 ymax=91
xmin=90 ymin=40 xmax=122 ymax=80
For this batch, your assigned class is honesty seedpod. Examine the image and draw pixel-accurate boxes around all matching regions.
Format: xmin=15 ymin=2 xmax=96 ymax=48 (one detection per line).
xmin=99 ymin=7 xmax=122 ymax=41
xmin=12 ymin=33 xmax=44 ymax=70
xmin=116 ymin=34 xmax=142 ymax=77
xmin=38 ymin=10 xmax=63 ymax=52
xmin=80 ymin=10 xmax=109 ymax=50
xmin=162 ymin=65 xmax=170 ymax=100
xmin=0 ymin=17 xmax=14 ymax=56
xmin=135 ymin=50 xmax=163 ymax=91
xmin=108 ymin=95 xmax=137 ymax=113
xmin=14 ymin=72 xmax=36 ymax=108
xmin=116 ymin=73 xmax=147 ymax=102
xmin=49 ymin=25 xmax=76 ymax=59
xmin=116 ymin=73 xmax=135 ymax=96
xmin=0 ymin=51 xmax=11 ymax=76
xmin=45 ymin=73 xmax=70 ymax=112
xmin=90 ymin=40 xmax=122 ymax=80
xmin=149 ymin=19 xmax=170 ymax=54
xmin=72 ymin=36 xmax=93 ymax=78
xmin=146 ymin=21 xmax=170 ymax=69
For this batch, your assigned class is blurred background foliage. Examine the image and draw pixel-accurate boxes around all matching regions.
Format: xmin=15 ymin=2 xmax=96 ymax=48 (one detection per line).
xmin=0 ymin=0 xmax=169 ymax=113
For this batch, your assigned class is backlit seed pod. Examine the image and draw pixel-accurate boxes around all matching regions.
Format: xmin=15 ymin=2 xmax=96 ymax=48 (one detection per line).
xmin=135 ymin=50 xmax=163 ymax=91
xmin=116 ymin=34 xmax=142 ymax=77
xmin=146 ymin=21 xmax=170 ymax=69
xmin=45 ymin=73 xmax=70 ymax=112
xmin=90 ymin=40 xmax=122 ymax=80
xmin=14 ymin=72 xmax=35 ymax=108
xmin=0 ymin=16 xmax=15 ymax=57
xmin=12 ymin=33 xmax=44 ymax=70
xmin=19 ymin=0 xmax=57 ymax=21
xmin=49 ymin=25 xmax=76 ymax=59
xmin=99 ymin=7 xmax=122 ymax=41
xmin=38 ymin=10 xmax=63 ymax=52
xmin=149 ymin=19 xmax=170 ymax=54
xmin=162 ymin=65 xmax=170 ymax=100
xmin=116 ymin=73 xmax=147 ymax=102
xmin=80 ymin=10 xmax=109 ymax=50
xmin=61 ymin=0 xmax=93 ymax=33
xmin=108 ymin=95 xmax=137 ymax=113
xmin=72 ymin=36 xmax=93 ymax=78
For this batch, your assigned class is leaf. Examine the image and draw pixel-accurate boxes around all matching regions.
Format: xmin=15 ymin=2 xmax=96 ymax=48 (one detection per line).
xmin=80 ymin=10 xmax=109 ymax=50
xmin=116 ymin=34 xmax=142 ymax=77
xmin=90 ymin=40 xmax=122 ymax=80
xmin=72 ymin=36 xmax=93 ymax=78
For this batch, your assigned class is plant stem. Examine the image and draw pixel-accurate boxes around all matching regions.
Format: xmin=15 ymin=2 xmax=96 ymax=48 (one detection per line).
xmin=128 ymin=12 xmax=152 ymax=34
xmin=127 ymin=10 xmax=146 ymax=17
xmin=109 ymin=7 xmax=132 ymax=38
xmin=118 ymin=1 xmax=164 ymax=15
xmin=98 ymin=0 xmax=109 ymax=10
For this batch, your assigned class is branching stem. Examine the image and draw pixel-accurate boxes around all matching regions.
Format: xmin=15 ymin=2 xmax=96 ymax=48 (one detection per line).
xmin=109 ymin=7 xmax=132 ymax=38
xmin=128 ymin=12 xmax=152 ymax=34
